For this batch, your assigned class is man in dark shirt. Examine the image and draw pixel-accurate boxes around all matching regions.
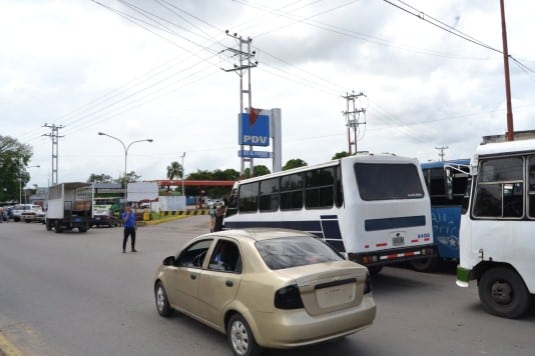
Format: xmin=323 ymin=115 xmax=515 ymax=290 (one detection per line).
xmin=121 ymin=206 xmax=137 ymax=253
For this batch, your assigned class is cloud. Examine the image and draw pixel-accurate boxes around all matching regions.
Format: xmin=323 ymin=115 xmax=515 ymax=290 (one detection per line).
xmin=1 ymin=0 xmax=533 ymax=188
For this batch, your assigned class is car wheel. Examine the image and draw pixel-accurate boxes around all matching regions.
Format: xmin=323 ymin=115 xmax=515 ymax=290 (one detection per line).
xmin=478 ymin=266 xmax=532 ymax=318
xmin=227 ymin=314 xmax=262 ymax=356
xmin=155 ymin=282 xmax=173 ymax=317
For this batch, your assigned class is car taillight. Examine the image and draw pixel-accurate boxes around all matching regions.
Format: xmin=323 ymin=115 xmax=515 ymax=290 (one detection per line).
xmin=274 ymin=284 xmax=304 ymax=310
xmin=364 ymin=272 xmax=372 ymax=294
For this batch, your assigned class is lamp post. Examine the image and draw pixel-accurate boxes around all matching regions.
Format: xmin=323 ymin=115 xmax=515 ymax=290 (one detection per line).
xmin=20 ymin=164 xmax=40 ymax=204
xmin=97 ymin=132 xmax=153 ymax=205
xmin=180 ymin=152 xmax=186 ymax=196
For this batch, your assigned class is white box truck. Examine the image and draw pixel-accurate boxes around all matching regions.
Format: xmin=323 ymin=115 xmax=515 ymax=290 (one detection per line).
xmin=46 ymin=182 xmax=93 ymax=233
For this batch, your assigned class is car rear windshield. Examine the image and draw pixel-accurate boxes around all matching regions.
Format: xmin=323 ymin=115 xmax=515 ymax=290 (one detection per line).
xmin=255 ymin=236 xmax=343 ymax=270
xmin=355 ymin=163 xmax=425 ymax=200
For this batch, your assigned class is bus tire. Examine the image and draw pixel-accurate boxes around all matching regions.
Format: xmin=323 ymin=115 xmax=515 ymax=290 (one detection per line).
xmin=478 ymin=266 xmax=532 ymax=319
xmin=409 ymin=257 xmax=441 ymax=273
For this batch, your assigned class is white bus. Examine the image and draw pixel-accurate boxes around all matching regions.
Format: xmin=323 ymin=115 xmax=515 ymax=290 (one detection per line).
xmin=456 ymin=139 xmax=535 ymax=318
xmin=224 ymin=154 xmax=434 ymax=272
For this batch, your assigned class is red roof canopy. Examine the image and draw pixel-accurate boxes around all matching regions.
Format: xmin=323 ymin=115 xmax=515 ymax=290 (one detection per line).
xmin=149 ymin=180 xmax=235 ymax=187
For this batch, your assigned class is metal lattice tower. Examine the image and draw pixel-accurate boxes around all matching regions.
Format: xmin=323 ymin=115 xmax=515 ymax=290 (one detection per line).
xmin=342 ymin=91 xmax=367 ymax=155
xmin=42 ymin=123 xmax=64 ymax=185
xmin=435 ymin=145 xmax=449 ymax=162
xmin=220 ymin=31 xmax=257 ymax=176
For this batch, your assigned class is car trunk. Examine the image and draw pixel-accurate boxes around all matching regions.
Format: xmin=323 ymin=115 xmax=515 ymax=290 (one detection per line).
xmin=281 ymin=262 xmax=368 ymax=316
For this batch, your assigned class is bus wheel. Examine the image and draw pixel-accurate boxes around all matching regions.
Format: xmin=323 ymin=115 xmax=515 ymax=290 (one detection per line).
xmin=478 ymin=266 xmax=532 ymax=319
xmin=409 ymin=257 xmax=441 ymax=273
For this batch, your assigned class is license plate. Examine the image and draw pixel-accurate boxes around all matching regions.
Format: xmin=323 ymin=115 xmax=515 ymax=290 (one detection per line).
xmin=392 ymin=235 xmax=405 ymax=246
xmin=316 ymin=284 xmax=356 ymax=308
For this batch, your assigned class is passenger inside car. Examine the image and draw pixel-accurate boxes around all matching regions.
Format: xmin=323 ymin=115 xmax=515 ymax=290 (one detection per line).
xmin=209 ymin=241 xmax=241 ymax=272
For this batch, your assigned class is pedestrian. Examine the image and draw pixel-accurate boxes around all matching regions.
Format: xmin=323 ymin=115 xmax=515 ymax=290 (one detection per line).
xmin=209 ymin=205 xmax=216 ymax=232
xmin=213 ymin=203 xmax=226 ymax=232
xmin=121 ymin=206 xmax=137 ymax=253
xmin=0 ymin=207 xmax=3 ymax=223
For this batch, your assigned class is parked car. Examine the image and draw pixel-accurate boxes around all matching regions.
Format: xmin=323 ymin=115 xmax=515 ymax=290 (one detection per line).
xmin=12 ymin=204 xmax=43 ymax=222
xmin=21 ymin=206 xmax=46 ymax=224
xmin=91 ymin=207 xmax=119 ymax=228
xmin=154 ymin=228 xmax=376 ymax=356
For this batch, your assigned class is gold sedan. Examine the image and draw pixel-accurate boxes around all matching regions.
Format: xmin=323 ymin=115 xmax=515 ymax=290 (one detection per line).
xmin=154 ymin=228 xmax=376 ymax=356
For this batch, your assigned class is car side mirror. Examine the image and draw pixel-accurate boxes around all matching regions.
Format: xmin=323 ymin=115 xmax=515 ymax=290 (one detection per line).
xmin=162 ymin=256 xmax=175 ymax=266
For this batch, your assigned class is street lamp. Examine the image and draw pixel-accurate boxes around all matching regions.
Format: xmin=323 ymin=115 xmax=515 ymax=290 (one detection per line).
xmin=97 ymin=132 xmax=154 ymax=204
xmin=180 ymin=152 xmax=186 ymax=197
xmin=20 ymin=164 xmax=40 ymax=204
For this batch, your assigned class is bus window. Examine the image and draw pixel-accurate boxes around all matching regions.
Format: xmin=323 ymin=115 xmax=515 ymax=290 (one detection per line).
xmin=239 ymin=182 xmax=259 ymax=213
xmin=259 ymin=178 xmax=279 ymax=212
xmin=530 ymin=156 xmax=535 ymax=218
xmin=355 ymin=163 xmax=424 ymax=201
xmin=280 ymin=173 xmax=303 ymax=210
xmin=473 ymin=157 xmax=523 ymax=218
xmin=304 ymin=167 xmax=335 ymax=208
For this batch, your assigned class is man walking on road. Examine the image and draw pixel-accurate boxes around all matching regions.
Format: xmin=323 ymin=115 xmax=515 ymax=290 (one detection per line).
xmin=121 ymin=206 xmax=137 ymax=253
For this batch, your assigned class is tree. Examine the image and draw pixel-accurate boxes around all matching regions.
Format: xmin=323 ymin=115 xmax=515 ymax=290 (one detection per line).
xmin=243 ymin=165 xmax=271 ymax=178
xmin=116 ymin=171 xmax=141 ymax=186
xmin=166 ymin=161 xmax=184 ymax=180
xmin=283 ymin=158 xmax=307 ymax=170
xmin=184 ymin=168 xmax=238 ymax=199
xmin=87 ymin=173 xmax=113 ymax=183
xmin=165 ymin=161 xmax=184 ymax=193
xmin=332 ymin=151 xmax=351 ymax=160
xmin=0 ymin=135 xmax=33 ymax=203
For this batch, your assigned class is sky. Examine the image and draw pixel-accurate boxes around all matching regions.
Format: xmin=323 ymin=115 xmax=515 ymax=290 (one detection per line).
xmin=2 ymin=0 xmax=535 ymax=189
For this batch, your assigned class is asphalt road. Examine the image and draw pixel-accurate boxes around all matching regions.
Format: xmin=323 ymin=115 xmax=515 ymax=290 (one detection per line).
xmin=1 ymin=218 xmax=535 ymax=356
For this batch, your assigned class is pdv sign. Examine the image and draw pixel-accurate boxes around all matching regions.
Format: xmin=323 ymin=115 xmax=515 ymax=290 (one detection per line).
xmin=239 ymin=113 xmax=270 ymax=147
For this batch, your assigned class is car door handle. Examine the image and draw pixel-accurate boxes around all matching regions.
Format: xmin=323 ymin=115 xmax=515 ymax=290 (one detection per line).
xmin=190 ymin=274 xmax=197 ymax=280
xmin=225 ymin=280 xmax=233 ymax=287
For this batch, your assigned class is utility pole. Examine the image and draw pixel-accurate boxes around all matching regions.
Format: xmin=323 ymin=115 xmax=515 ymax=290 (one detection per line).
xmin=220 ymin=31 xmax=258 ymax=176
xmin=42 ymin=123 xmax=64 ymax=186
xmin=500 ymin=0 xmax=514 ymax=141
xmin=342 ymin=91 xmax=366 ymax=155
xmin=435 ymin=145 xmax=448 ymax=162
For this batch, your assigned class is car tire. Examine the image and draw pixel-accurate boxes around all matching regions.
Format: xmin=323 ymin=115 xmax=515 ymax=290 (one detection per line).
xmin=227 ymin=314 xmax=262 ymax=356
xmin=155 ymin=282 xmax=173 ymax=317
xmin=478 ymin=266 xmax=532 ymax=319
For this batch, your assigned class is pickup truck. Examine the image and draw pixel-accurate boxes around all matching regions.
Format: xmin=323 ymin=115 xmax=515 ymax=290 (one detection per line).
xmin=21 ymin=208 xmax=46 ymax=223
xmin=13 ymin=204 xmax=45 ymax=223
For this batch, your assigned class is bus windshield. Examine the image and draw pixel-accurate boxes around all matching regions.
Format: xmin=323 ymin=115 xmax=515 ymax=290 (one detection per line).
xmin=355 ymin=163 xmax=424 ymax=201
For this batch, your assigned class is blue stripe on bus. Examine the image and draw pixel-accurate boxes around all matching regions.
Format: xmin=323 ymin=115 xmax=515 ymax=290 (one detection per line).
xmin=325 ymin=240 xmax=345 ymax=253
xmin=320 ymin=215 xmax=337 ymax=219
xmin=364 ymin=215 xmax=426 ymax=231
xmin=321 ymin=220 xmax=342 ymax=239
